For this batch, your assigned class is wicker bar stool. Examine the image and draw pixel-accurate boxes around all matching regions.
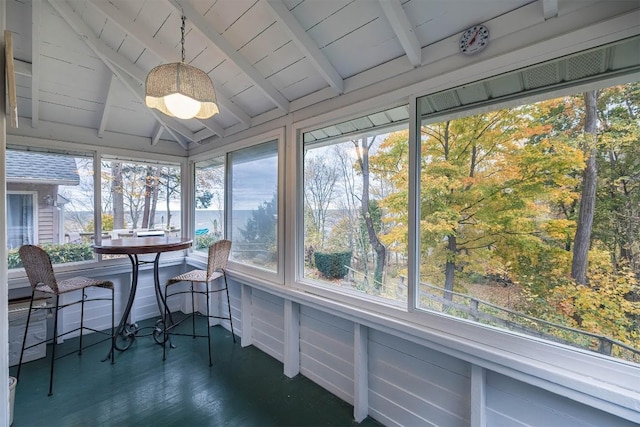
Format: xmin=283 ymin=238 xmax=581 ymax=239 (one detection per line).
xmin=17 ymin=245 xmax=115 ymax=396
xmin=162 ymin=239 xmax=235 ymax=365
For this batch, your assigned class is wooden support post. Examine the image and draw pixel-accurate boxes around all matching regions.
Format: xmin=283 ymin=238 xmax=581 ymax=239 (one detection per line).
xmin=353 ymin=323 xmax=369 ymax=422
xmin=283 ymin=300 xmax=300 ymax=378
xmin=1 ymin=3 xmax=11 ymax=424
xmin=240 ymin=284 xmax=253 ymax=347
xmin=471 ymin=365 xmax=487 ymax=427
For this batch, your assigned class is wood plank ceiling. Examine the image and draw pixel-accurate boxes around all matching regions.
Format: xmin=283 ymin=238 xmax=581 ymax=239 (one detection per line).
xmin=5 ymin=0 xmax=633 ymax=151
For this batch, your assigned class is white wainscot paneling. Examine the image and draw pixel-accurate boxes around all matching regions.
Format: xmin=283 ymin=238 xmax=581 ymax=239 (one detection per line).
xmin=164 ymin=279 xmax=190 ymax=315
xmin=299 ymin=306 xmax=355 ymax=404
xmin=204 ymin=278 xmax=235 ymax=330
xmin=485 ymin=371 xmax=638 ymax=427
xmin=131 ymin=264 xmax=183 ymax=322
xmin=59 ymin=286 xmax=114 ymax=339
xmin=59 ymin=271 xmax=129 ymax=342
xmin=251 ymin=288 xmax=284 ymax=362
xmin=227 ymin=279 xmax=241 ymax=337
xmin=368 ymin=329 xmax=471 ymax=427
xmin=163 ymin=265 xmax=236 ymax=333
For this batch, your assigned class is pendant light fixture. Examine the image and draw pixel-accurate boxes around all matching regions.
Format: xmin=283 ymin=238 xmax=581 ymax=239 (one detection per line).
xmin=145 ymin=14 xmax=219 ymax=120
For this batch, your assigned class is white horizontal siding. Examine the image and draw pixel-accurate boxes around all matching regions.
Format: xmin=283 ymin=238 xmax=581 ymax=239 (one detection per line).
xmin=300 ymin=306 xmax=355 ymax=404
xmin=57 ymin=271 xmax=129 ymax=341
xmin=130 ymin=268 xmax=164 ymax=321
xmin=250 ymin=289 xmax=284 ymax=361
xmin=369 ymin=329 xmax=470 ymax=426
xmin=486 ymin=372 xmax=638 ymax=427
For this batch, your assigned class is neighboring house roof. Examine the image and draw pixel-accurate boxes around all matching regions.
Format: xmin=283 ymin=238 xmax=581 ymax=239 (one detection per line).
xmin=6 ymin=151 xmax=80 ymax=185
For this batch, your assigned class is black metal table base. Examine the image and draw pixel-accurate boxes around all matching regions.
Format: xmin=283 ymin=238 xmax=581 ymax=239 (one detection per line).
xmin=112 ymin=253 xmax=175 ymax=352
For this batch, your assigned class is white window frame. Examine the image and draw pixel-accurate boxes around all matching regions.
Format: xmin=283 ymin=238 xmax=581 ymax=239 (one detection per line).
xmin=192 ymin=155 xmax=226 ymax=256
xmin=189 ymin=128 xmax=286 ymax=285
xmin=6 ymin=191 xmax=38 ymax=253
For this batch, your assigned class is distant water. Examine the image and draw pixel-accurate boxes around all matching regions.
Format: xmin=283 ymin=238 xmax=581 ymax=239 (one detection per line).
xmin=195 ymin=210 xmax=257 ymax=238
xmin=65 ymin=209 xmax=257 ymax=238
xmin=163 ymin=209 xmax=257 ymax=238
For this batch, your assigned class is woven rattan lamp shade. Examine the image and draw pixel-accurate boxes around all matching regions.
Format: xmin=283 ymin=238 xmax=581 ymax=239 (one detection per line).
xmin=145 ymin=62 xmax=219 ymax=120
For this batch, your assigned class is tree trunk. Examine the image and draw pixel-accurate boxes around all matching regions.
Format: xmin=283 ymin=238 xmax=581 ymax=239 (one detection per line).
xmin=356 ymin=137 xmax=387 ymax=289
xmin=165 ymin=194 xmax=172 ymax=230
xmin=571 ymin=91 xmax=598 ymax=284
xmin=111 ymin=161 xmax=124 ymax=229
xmin=442 ymin=120 xmax=456 ymax=301
xmin=150 ymin=171 xmax=159 ymax=229
xmin=141 ymin=166 xmax=153 ymax=228
xmin=444 ymin=235 xmax=456 ymax=301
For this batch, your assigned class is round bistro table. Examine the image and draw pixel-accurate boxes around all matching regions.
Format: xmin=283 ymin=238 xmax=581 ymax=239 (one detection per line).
xmin=93 ymin=236 xmax=192 ymax=351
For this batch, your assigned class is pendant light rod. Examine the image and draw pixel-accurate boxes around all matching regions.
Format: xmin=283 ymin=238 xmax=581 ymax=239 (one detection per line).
xmin=180 ymin=14 xmax=186 ymax=63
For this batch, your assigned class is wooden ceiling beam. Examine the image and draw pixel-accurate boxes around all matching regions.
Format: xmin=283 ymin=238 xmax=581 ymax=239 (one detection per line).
xmin=151 ymin=123 xmax=163 ymax=146
xmin=168 ymin=0 xmax=290 ymax=113
xmin=542 ymin=0 xmax=559 ymax=20
xmin=378 ymin=0 xmax=422 ymax=68
xmin=97 ymin=73 xmax=116 ymax=138
xmin=266 ymin=0 xmax=343 ymax=94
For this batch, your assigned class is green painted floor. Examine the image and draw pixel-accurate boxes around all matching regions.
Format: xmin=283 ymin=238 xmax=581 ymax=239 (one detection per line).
xmin=10 ymin=316 xmax=382 ymax=427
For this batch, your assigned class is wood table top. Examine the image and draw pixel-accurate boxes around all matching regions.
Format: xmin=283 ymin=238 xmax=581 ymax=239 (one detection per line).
xmin=93 ymin=236 xmax=193 ymax=255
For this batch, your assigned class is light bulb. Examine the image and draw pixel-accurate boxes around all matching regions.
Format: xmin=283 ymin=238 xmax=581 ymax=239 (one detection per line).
xmin=164 ymin=93 xmax=201 ymax=119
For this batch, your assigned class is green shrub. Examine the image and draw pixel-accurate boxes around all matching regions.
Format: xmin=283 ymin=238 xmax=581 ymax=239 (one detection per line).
xmin=195 ymin=234 xmax=219 ymax=250
xmin=314 ymin=251 xmax=352 ymax=279
xmin=8 ymin=243 xmax=95 ymax=269
xmin=7 ymin=249 xmax=21 ymax=269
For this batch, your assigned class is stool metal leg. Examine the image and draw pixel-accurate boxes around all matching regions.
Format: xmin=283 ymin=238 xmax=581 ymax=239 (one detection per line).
xmin=79 ymin=291 xmax=85 ymax=355
xmin=111 ymin=287 xmax=116 ymax=364
xmin=48 ymin=295 xmax=60 ymax=396
xmin=16 ymin=290 xmax=36 ymax=382
xmin=191 ymin=282 xmax=196 ymax=338
xmin=163 ymin=285 xmax=169 ymax=362
xmin=206 ymin=281 xmax=212 ymax=366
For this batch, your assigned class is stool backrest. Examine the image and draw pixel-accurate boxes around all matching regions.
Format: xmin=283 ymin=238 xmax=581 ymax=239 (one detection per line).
xmin=19 ymin=245 xmax=59 ymax=293
xmin=206 ymin=240 xmax=232 ymax=281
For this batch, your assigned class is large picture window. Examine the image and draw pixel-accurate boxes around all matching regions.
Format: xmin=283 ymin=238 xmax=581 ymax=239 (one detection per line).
xmin=302 ymin=106 xmax=409 ymax=302
xmin=416 ymin=82 xmax=640 ymax=363
xmin=229 ymin=140 xmax=278 ymax=272
xmin=194 ymin=156 xmax=226 ymax=254
xmin=6 ymin=149 xmax=95 ymax=267
xmin=100 ymin=158 xmax=181 ymax=243
xmin=300 ymin=77 xmax=639 ymax=364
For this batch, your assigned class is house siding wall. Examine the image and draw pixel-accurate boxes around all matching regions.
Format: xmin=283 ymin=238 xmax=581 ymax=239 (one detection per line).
xmin=38 ymin=208 xmax=54 ymax=243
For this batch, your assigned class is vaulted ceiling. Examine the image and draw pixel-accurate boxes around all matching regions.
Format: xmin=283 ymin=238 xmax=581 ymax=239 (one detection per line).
xmin=4 ymin=0 xmax=639 ymax=152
